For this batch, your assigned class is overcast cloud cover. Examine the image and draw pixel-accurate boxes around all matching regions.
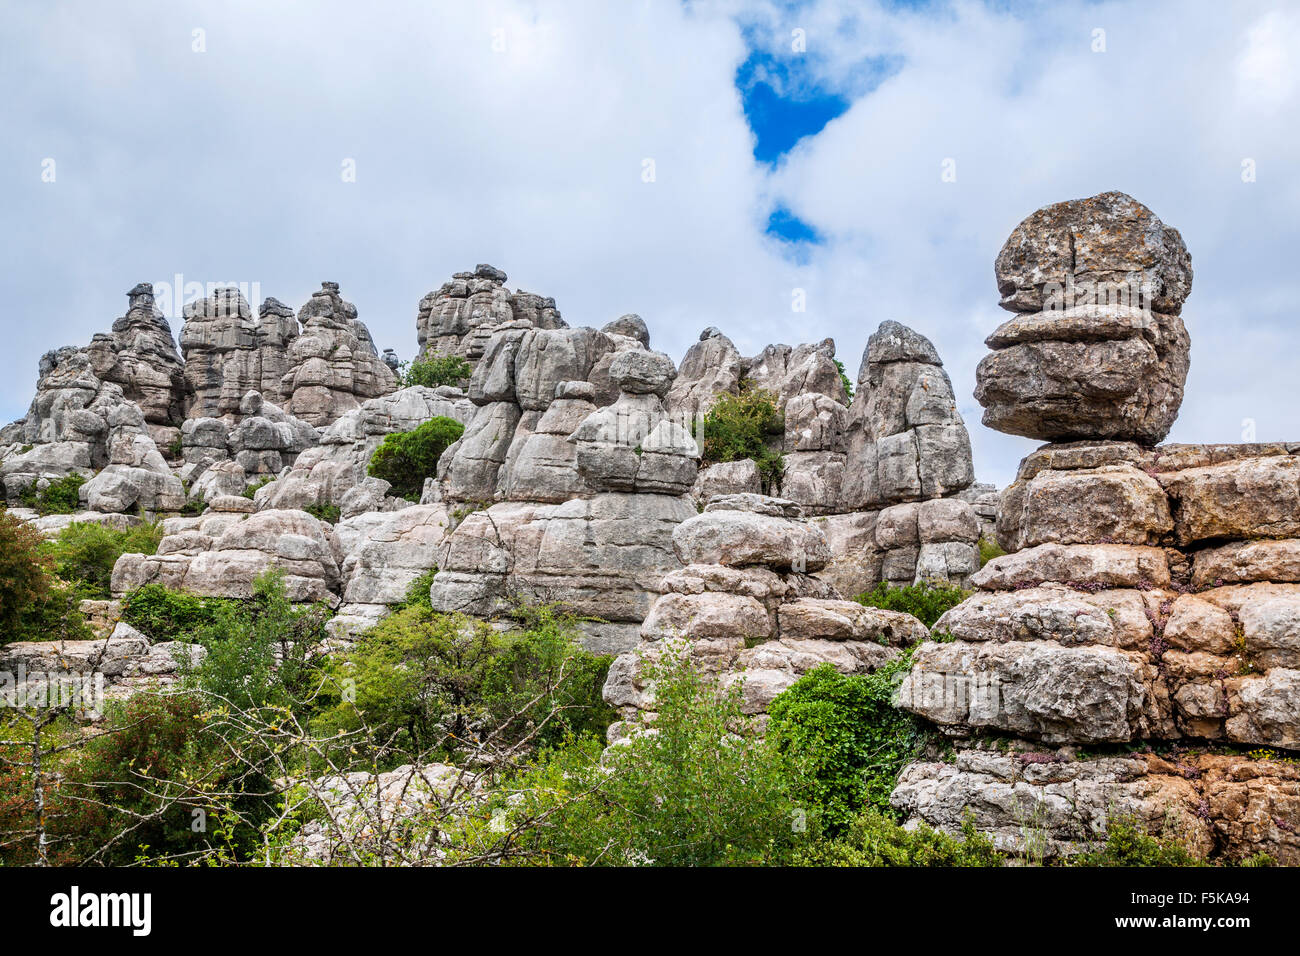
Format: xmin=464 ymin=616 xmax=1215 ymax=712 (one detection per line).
xmin=1 ymin=0 xmax=1297 ymax=486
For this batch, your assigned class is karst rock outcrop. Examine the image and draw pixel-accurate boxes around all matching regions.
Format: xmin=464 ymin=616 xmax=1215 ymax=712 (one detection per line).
xmin=893 ymin=191 xmax=1300 ymax=865
xmin=603 ymin=492 xmax=929 ymax=728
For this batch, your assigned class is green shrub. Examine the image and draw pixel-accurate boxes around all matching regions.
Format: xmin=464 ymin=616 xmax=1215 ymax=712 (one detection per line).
xmin=856 ymin=580 xmax=969 ymax=629
xmin=978 ymin=535 xmax=1006 ymax=568
xmin=834 ymin=359 xmax=854 ymax=400
xmin=395 ymin=567 xmax=438 ymax=612
xmin=314 ymin=603 xmax=613 ymax=765
xmin=188 ymin=569 xmax=331 ymax=715
xmin=121 ymin=583 xmax=228 ymax=641
xmin=41 ymin=520 xmax=164 ymax=599
xmin=450 ymin=650 xmax=811 ymax=866
xmin=179 ymin=494 xmax=207 ymax=517
xmin=304 ymin=502 xmax=341 ymax=524
xmin=767 ymin=659 xmax=927 ymax=830
xmin=0 ymin=508 xmax=92 ymax=645
xmin=0 ymin=509 xmax=53 ymax=638
xmin=403 ymin=354 xmax=472 ymax=389
xmin=367 ymin=416 xmax=465 ymax=501
xmin=1072 ymin=816 xmax=1208 ymax=867
xmin=242 ymin=477 xmax=274 ymax=500
xmin=19 ymin=474 xmax=86 ymax=515
xmin=695 ymin=387 xmax=785 ymax=490
xmin=794 ymin=808 xmax=1001 ymax=866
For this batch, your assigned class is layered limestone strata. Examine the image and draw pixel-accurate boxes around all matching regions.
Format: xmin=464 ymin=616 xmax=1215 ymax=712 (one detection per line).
xmin=281 ymin=282 xmax=398 ymax=426
xmin=975 ymin=191 xmax=1192 ymax=444
xmin=893 ymin=192 xmax=1300 ymax=863
xmin=180 ymin=289 xmax=299 ymax=419
xmin=602 ymin=493 xmax=929 ymax=725
xmin=430 ymin=329 xmax=699 ymax=654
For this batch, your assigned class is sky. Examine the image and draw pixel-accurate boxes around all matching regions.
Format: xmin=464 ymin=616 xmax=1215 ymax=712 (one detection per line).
xmin=1 ymin=0 xmax=1297 ymax=487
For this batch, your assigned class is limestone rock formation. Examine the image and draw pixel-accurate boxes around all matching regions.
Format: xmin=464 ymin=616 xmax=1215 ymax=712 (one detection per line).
xmin=975 ymin=191 xmax=1192 ymax=444
xmin=893 ymin=196 xmax=1300 ymax=863
xmin=415 ymin=264 xmax=565 ymax=363
xmin=180 ymin=289 xmax=298 ymax=419
xmin=88 ymin=283 xmax=189 ymax=441
xmin=603 ymin=493 xmax=928 ymax=724
xmin=112 ymin=501 xmax=343 ymax=604
xmin=257 ymin=386 xmax=471 ymax=512
xmin=281 ymin=282 xmax=398 ymax=426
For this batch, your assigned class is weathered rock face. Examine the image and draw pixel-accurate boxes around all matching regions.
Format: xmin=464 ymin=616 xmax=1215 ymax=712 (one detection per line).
xmin=80 ymin=399 xmax=187 ymax=513
xmin=281 ymin=282 xmax=398 ymax=427
xmin=256 ymin=386 xmax=472 ymax=512
xmin=603 ymin=493 xmax=928 ymax=724
xmin=0 ymin=621 xmax=206 ymax=715
xmin=892 ymin=748 xmax=1300 ymax=864
xmin=665 ymin=327 xmax=745 ymax=426
xmin=88 ymin=283 xmax=190 ymax=437
xmin=415 ymin=264 xmax=565 ymax=363
xmin=112 ymin=503 xmax=343 ymax=604
xmin=895 ymin=197 xmax=1300 ymax=863
xmin=975 ymin=192 xmax=1192 ymax=444
xmin=180 ymin=289 xmax=298 ymax=419
xmin=1 ymin=285 xmax=191 ymax=505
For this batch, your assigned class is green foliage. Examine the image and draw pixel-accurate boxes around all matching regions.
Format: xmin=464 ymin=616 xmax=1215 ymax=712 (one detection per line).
xmin=767 ymin=659 xmax=926 ymax=830
xmin=179 ymin=494 xmax=207 ymax=517
xmin=452 ymin=650 xmax=810 ymax=866
xmin=695 ymin=387 xmax=785 ymax=490
xmin=978 ymin=535 xmax=1006 ymax=568
xmin=19 ymin=474 xmax=86 ymax=515
xmin=367 ymin=416 xmax=465 ymax=501
xmin=856 ymin=580 xmax=970 ymax=629
xmin=834 ymin=359 xmax=854 ymax=400
xmin=1072 ymin=816 xmax=1208 ymax=867
xmin=187 ymin=569 xmax=331 ymax=715
xmin=794 ymin=808 xmax=1001 ymax=866
xmin=40 ymin=520 xmax=163 ymax=600
xmin=121 ymin=584 xmax=228 ymax=641
xmin=402 ymin=354 xmax=472 ymax=389
xmin=395 ymin=567 xmax=438 ymax=612
xmin=0 ymin=508 xmax=93 ymax=645
xmin=0 ymin=508 xmax=53 ymax=638
xmin=304 ymin=502 xmax=341 ymax=524
xmin=167 ymin=434 xmax=185 ymax=459
xmin=56 ymin=692 xmax=250 ymax=865
xmin=242 ymin=477 xmax=274 ymax=500
xmin=314 ymin=603 xmax=613 ymax=766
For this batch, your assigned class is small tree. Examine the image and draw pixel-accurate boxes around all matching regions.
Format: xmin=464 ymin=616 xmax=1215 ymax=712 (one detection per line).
xmin=695 ymin=386 xmax=785 ymax=490
xmin=403 ymin=355 xmax=472 ymax=389
xmin=367 ymin=416 xmax=465 ymax=501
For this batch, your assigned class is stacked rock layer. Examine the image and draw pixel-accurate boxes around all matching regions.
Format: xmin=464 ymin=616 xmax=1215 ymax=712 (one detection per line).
xmin=602 ymin=493 xmax=929 ymax=725
xmin=893 ymin=192 xmax=1300 ymax=864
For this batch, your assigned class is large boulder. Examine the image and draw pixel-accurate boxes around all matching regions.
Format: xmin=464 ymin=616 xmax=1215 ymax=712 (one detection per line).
xmin=976 ymin=192 xmax=1192 ymax=444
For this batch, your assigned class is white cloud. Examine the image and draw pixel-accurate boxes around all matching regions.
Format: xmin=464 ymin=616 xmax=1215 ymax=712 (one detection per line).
xmin=0 ymin=0 xmax=1296 ymax=488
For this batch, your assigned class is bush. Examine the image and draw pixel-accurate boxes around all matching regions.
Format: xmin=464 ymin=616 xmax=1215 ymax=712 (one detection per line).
xmin=367 ymin=416 xmax=465 ymax=501
xmin=978 ymin=535 xmax=1006 ymax=568
xmin=834 ymin=359 xmax=854 ymax=400
xmin=0 ymin=508 xmax=92 ymax=645
xmin=304 ymin=502 xmax=341 ymax=524
xmin=121 ymin=583 xmax=228 ymax=641
xmin=767 ymin=659 xmax=926 ymax=830
xmin=0 ymin=509 xmax=53 ymax=637
xmin=450 ymin=650 xmax=810 ymax=866
xmin=856 ymin=580 xmax=969 ymax=629
xmin=188 ymin=569 xmax=331 ymax=715
xmin=41 ymin=520 xmax=164 ymax=599
xmin=794 ymin=808 xmax=1001 ymax=866
xmin=403 ymin=354 xmax=472 ymax=389
xmin=19 ymin=473 xmax=86 ymax=515
xmin=695 ymin=387 xmax=785 ymax=490
xmin=1071 ymin=816 xmax=1208 ymax=867
xmin=314 ymin=603 xmax=613 ymax=765
xmin=242 ymin=477 xmax=274 ymax=500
